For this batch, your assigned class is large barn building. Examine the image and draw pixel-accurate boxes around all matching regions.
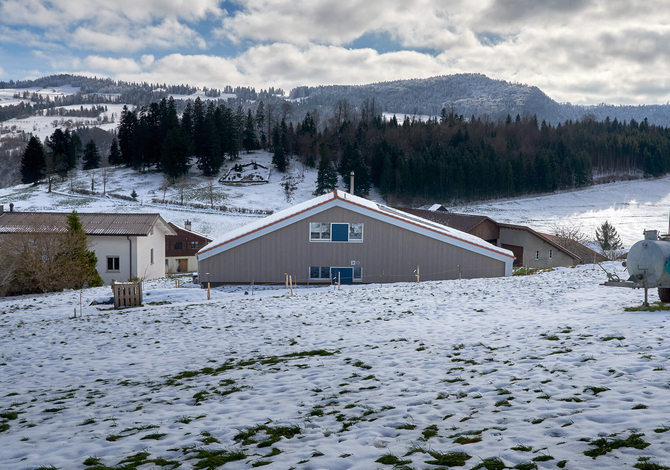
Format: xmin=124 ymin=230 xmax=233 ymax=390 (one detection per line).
xmin=196 ymin=190 xmax=514 ymax=285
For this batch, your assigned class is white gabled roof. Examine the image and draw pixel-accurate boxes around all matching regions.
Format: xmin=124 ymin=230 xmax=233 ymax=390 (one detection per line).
xmin=197 ymin=190 xmax=514 ymax=263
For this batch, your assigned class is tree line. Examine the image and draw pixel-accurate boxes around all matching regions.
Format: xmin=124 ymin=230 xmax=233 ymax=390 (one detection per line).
xmin=21 ymin=96 xmax=670 ymax=203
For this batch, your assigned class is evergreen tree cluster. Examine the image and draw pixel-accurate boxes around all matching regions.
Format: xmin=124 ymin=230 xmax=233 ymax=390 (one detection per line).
xmin=115 ymin=97 xmax=273 ymax=179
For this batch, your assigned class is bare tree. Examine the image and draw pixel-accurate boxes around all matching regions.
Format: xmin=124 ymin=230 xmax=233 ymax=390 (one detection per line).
xmin=280 ymin=101 xmax=293 ymax=122
xmin=101 ymin=165 xmax=109 ymax=195
xmin=551 ymin=222 xmax=588 ymax=250
xmin=266 ymin=102 xmax=277 ymax=144
xmin=204 ymin=177 xmax=217 ymax=208
xmin=174 ymin=176 xmax=190 ymax=204
xmin=159 ymin=177 xmax=170 ymax=203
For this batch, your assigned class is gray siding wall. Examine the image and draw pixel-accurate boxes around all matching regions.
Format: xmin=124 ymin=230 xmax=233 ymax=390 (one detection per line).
xmin=499 ymin=227 xmax=577 ymax=268
xmin=199 ymin=206 xmax=506 ymax=284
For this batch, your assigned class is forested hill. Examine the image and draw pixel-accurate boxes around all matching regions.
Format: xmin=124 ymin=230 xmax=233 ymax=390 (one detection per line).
xmin=291 ymin=74 xmax=670 ymax=127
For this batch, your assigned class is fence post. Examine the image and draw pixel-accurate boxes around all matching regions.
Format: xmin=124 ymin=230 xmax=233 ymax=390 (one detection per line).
xmin=289 ymin=275 xmax=293 ymax=296
xmin=416 ymin=265 xmax=420 ymax=283
xmin=207 ymin=282 xmax=211 ymax=300
xmin=338 ymin=272 xmax=341 ymax=291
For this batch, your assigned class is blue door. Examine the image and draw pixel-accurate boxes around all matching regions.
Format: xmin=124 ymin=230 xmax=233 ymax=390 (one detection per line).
xmin=331 ymin=267 xmax=354 ymax=284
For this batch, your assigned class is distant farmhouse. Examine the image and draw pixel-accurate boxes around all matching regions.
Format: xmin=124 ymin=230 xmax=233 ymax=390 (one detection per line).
xmin=197 ymin=190 xmax=514 ymax=286
xmin=0 ymin=207 xmax=176 ymax=284
xmin=399 ymin=207 xmax=582 ymax=268
xmin=165 ymin=220 xmax=213 ymax=274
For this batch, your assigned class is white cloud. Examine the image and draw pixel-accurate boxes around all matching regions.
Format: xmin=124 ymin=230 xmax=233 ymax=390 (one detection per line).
xmin=85 ymin=56 xmax=142 ymax=74
xmin=71 ymin=18 xmax=206 ymax=53
xmin=0 ymin=0 xmax=222 ymax=27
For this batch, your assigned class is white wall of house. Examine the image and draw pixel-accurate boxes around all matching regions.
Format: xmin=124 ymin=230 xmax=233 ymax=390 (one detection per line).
xmin=136 ymin=227 xmax=167 ymax=281
xmin=89 ymin=236 xmax=135 ymax=285
xmin=90 ymin=229 xmax=167 ymax=285
xmin=166 ymin=255 xmax=198 ymax=274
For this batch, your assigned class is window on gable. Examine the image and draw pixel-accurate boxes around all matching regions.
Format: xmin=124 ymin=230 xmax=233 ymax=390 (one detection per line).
xmin=175 ymin=242 xmax=182 ymax=249
xmin=150 ymin=248 xmax=154 ymax=264
xmin=309 ymin=223 xmax=331 ymax=241
xmin=349 ymin=223 xmax=363 ymax=241
xmin=549 ymin=249 xmax=553 ymax=259
xmin=190 ymin=241 xmax=199 ymax=249
xmin=535 ymin=250 xmax=540 ymax=260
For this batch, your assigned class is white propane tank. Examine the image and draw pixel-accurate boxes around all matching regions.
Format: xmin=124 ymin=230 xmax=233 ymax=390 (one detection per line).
xmin=627 ymin=237 xmax=670 ymax=287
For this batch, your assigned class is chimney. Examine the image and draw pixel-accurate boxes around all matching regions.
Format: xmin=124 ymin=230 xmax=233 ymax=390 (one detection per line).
xmin=349 ymin=171 xmax=355 ymax=195
xmin=9 ymin=203 xmax=13 ymax=212
xmin=185 ymin=220 xmax=192 ymax=231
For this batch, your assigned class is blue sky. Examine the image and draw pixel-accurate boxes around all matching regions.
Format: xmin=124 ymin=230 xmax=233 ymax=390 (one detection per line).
xmin=0 ymin=0 xmax=669 ymax=105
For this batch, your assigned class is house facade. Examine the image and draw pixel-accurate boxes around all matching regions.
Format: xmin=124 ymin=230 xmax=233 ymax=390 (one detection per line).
xmin=0 ymin=210 xmax=176 ymax=284
xmin=165 ymin=221 xmax=213 ymax=274
xmin=197 ymin=190 xmax=514 ymax=285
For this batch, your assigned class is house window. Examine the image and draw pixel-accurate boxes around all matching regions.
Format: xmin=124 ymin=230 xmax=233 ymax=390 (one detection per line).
xmin=151 ymin=248 xmax=154 ymax=264
xmin=353 ymin=267 xmax=363 ymax=281
xmin=349 ymin=223 xmax=363 ymax=241
xmin=549 ymin=249 xmax=553 ymax=259
xmin=107 ymin=256 xmax=120 ymax=272
xmin=175 ymin=242 xmax=182 ymax=249
xmin=309 ymin=266 xmax=331 ymax=280
xmin=310 ymin=223 xmax=331 ymax=241
xmin=310 ymin=223 xmax=363 ymax=242
xmin=535 ymin=250 xmax=540 ymax=260
xmin=190 ymin=241 xmax=199 ymax=249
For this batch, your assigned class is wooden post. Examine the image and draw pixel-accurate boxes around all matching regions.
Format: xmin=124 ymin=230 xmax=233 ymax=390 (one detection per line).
xmin=251 ymin=281 xmax=254 ymax=296
xmin=289 ymin=275 xmax=293 ymax=296
xmin=207 ymin=282 xmax=211 ymax=300
xmin=416 ymin=265 xmax=420 ymax=283
xmin=338 ymin=272 xmax=341 ymax=291
xmin=73 ymin=307 xmax=76 ymax=318
xmin=285 ymin=273 xmax=288 ymax=289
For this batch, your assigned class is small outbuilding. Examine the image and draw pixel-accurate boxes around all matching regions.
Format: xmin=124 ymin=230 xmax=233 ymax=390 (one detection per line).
xmin=165 ymin=221 xmax=213 ymax=274
xmin=197 ymin=190 xmax=514 ymax=285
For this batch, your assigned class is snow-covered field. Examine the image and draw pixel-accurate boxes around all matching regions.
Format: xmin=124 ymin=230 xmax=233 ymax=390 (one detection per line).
xmin=450 ymin=176 xmax=670 ymax=247
xmin=0 ymin=151 xmax=340 ymax=238
xmin=2 ymin=264 xmax=670 ymax=470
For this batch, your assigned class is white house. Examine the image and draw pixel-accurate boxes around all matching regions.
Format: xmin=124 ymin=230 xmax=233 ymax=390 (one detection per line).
xmin=0 ymin=208 xmax=176 ymax=284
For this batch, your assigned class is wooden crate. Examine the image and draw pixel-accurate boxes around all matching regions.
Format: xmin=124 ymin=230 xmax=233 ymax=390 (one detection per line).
xmin=113 ymin=282 xmax=142 ymax=309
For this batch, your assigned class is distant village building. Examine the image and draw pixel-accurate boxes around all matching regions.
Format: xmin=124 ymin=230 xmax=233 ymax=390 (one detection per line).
xmin=399 ymin=207 xmax=582 ymax=268
xmin=0 ymin=208 xmax=176 ymax=284
xmin=165 ymin=220 xmax=213 ymax=274
xmin=197 ymin=190 xmax=514 ymax=286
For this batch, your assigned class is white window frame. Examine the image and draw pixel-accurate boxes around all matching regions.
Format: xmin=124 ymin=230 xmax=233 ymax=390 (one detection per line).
xmin=309 ymin=222 xmax=364 ymax=243
xmin=107 ymin=255 xmax=120 ymax=272
xmin=353 ymin=266 xmax=363 ymax=282
xmin=308 ymin=266 xmax=331 ymax=280
xmin=309 ymin=222 xmax=331 ymax=241
xmin=535 ymin=250 xmax=540 ymax=261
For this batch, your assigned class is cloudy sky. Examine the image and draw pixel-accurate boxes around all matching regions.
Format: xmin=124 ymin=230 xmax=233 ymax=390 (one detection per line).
xmin=0 ymin=0 xmax=668 ymax=105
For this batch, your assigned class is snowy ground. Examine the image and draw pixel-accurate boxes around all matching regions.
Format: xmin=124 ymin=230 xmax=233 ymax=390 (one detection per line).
xmin=0 ymin=151 xmax=376 ymax=238
xmin=449 ymin=176 xmax=670 ymax=247
xmin=2 ymin=264 xmax=670 ymax=470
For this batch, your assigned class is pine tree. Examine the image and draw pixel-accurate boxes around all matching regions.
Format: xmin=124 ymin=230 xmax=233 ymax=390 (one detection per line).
xmin=346 ymin=149 xmax=371 ymax=196
xmin=243 ymin=109 xmax=258 ymax=152
xmin=82 ymin=140 xmax=101 ymax=170
xmin=21 ymin=136 xmax=46 ymax=184
xmin=596 ymin=220 xmax=623 ymax=252
xmin=161 ymin=128 xmax=191 ymax=179
xmin=314 ymin=151 xmax=338 ymax=195
xmin=118 ymin=105 xmax=137 ymax=166
xmin=108 ymin=138 xmax=122 ymax=165
xmin=60 ymin=211 xmax=103 ymax=288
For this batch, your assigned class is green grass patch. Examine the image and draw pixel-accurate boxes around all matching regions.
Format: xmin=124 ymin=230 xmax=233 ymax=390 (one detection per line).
xmin=471 ymin=457 xmax=506 ymax=470
xmin=584 ymin=386 xmax=610 ymax=396
xmin=419 ymin=424 xmax=438 ymax=441
xmin=584 ymin=433 xmax=650 ymax=458
xmin=511 ymin=445 xmax=532 ymax=452
xmin=375 ymin=453 xmax=412 ymax=466
xmin=185 ymin=449 xmax=246 ymax=469
xmin=626 ymin=302 xmax=670 ymax=312
xmin=425 ymin=450 xmax=471 ymax=466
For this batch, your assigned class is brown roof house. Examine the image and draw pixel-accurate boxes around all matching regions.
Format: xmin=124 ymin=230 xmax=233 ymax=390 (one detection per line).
xmin=196 ymin=190 xmax=514 ymax=286
xmin=0 ymin=207 xmax=176 ymax=284
xmin=165 ymin=220 xmax=213 ymax=274
xmin=400 ymin=207 xmax=581 ymax=268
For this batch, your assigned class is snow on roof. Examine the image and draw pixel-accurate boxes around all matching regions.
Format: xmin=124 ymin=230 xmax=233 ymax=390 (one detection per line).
xmin=428 ymin=203 xmax=445 ymax=211
xmin=199 ymin=190 xmax=513 ymax=259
